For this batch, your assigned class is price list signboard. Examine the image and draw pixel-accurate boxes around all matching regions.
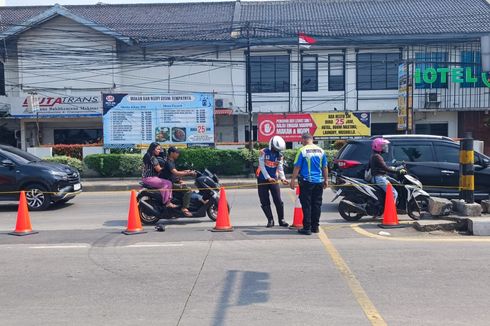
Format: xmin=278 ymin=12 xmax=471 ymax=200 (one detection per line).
xmin=102 ymin=93 xmax=214 ymax=147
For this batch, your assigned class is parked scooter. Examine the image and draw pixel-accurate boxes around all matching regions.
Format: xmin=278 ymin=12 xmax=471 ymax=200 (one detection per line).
xmin=137 ymin=169 xmax=223 ymax=225
xmin=334 ymin=168 xmax=431 ymax=221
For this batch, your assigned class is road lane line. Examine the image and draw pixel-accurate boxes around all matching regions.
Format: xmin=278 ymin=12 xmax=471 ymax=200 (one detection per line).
xmin=351 ymin=224 xmax=490 ymax=243
xmin=30 ymin=244 xmax=90 ymax=249
xmin=125 ymin=243 xmax=184 ymax=248
xmin=318 ymin=227 xmax=387 ymax=326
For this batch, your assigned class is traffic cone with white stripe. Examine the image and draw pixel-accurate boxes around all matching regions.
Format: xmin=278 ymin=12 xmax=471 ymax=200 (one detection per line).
xmin=289 ymin=186 xmax=303 ymax=229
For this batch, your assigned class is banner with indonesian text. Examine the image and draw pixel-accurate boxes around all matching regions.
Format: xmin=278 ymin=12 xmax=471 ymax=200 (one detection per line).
xmin=258 ymin=112 xmax=371 ymax=142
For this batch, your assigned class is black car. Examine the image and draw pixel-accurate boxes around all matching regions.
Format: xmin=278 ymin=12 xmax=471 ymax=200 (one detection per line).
xmin=330 ymin=135 xmax=490 ymax=200
xmin=0 ymin=145 xmax=82 ymax=210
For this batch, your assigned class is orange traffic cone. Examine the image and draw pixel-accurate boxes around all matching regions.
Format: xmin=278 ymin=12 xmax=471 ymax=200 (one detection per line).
xmin=9 ymin=191 xmax=38 ymax=236
xmin=289 ymin=186 xmax=303 ymax=229
xmin=122 ymin=190 xmax=146 ymax=235
xmin=211 ymin=187 xmax=233 ymax=232
xmin=378 ymin=183 xmax=405 ymax=229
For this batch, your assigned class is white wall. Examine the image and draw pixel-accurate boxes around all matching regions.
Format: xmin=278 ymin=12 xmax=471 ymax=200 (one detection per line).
xmin=16 ymin=15 xmax=119 ymax=92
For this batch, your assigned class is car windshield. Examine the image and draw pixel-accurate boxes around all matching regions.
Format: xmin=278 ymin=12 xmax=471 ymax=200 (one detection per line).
xmin=2 ymin=147 xmax=42 ymax=164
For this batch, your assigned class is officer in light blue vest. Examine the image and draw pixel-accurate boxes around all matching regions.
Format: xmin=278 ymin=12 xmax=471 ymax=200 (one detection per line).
xmin=290 ymin=133 xmax=328 ymax=235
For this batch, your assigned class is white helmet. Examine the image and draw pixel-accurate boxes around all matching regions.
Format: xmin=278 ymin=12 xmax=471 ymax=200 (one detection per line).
xmin=269 ymin=136 xmax=286 ymax=152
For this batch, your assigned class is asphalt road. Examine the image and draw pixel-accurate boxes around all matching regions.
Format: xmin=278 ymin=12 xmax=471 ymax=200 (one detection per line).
xmin=1 ymin=188 xmax=490 ymax=325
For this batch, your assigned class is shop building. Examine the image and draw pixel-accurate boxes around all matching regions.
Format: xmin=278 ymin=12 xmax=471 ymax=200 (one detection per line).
xmin=0 ymin=0 xmax=489 ymax=152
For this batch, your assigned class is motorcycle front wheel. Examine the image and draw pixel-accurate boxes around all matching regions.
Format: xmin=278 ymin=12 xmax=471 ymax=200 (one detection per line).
xmin=206 ymin=199 xmax=230 ymax=222
xmin=407 ymin=196 xmax=430 ymax=220
xmin=338 ymin=200 xmax=364 ymax=222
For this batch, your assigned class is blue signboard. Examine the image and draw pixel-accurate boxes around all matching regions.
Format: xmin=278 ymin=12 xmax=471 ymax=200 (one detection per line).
xmin=102 ymin=93 xmax=214 ymax=148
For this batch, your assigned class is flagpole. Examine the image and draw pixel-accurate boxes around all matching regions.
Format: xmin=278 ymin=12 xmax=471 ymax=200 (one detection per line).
xmin=298 ymin=34 xmax=302 ymax=112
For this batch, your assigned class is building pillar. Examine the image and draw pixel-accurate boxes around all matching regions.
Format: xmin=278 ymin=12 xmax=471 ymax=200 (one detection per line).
xmin=20 ymin=119 xmax=26 ymax=150
xmin=345 ymin=48 xmax=357 ymax=111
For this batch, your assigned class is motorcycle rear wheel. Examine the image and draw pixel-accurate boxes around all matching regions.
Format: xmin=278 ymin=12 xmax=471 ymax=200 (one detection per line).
xmin=138 ymin=196 xmax=160 ymax=225
xmin=338 ymin=200 xmax=364 ymax=222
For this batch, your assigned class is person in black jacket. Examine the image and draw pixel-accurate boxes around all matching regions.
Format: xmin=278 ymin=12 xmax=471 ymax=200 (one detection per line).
xmin=370 ymin=138 xmax=405 ymax=202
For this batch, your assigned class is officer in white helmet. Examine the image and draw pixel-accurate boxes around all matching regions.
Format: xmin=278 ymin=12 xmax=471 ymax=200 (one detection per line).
xmin=256 ymin=136 xmax=289 ymax=227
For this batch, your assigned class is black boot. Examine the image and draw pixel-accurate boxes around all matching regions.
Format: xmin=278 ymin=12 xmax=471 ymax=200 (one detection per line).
xmin=261 ymin=205 xmax=274 ymax=228
xmin=275 ymin=202 xmax=289 ymax=227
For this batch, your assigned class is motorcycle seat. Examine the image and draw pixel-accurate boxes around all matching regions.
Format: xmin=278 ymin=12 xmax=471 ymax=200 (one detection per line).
xmin=139 ymin=182 xmax=160 ymax=190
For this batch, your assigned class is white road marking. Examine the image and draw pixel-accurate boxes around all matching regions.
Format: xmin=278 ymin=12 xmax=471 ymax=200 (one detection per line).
xmin=125 ymin=243 xmax=184 ymax=248
xmin=30 ymin=244 xmax=90 ymax=249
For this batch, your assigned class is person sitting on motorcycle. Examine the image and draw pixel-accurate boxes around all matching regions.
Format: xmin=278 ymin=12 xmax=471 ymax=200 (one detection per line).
xmin=161 ymin=146 xmax=195 ymax=217
xmin=370 ymin=138 xmax=405 ymax=203
xmin=256 ymin=135 xmax=289 ymax=228
xmin=142 ymin=142 xmax=176 ymax=209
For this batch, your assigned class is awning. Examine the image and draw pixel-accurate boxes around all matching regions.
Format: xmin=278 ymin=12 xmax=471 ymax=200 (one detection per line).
xmin=214 ymin=109 xmax=233 ymax=115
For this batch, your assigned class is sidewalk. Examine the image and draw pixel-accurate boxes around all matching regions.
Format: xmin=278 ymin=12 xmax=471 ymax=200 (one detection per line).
xmin=81 ymin=177 xmax=259 ymax=192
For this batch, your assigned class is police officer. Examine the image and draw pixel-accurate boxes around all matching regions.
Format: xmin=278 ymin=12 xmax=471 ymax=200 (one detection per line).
xmin=290 ymin=133 xmax=328 ymax=235
xmin=257 ymin=136 xmax=289 ymax=228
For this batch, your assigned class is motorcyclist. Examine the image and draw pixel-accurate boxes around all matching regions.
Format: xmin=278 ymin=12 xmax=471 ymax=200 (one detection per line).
xmin=161 ymin=146 xmax=196 ymax=217
xmin=142 ymin=142 xmax=176 ymax=208
xmin=370 ymin=138 xmax=405 ymax=203
xmin=256 ymin=136 xmax=289 ymax=228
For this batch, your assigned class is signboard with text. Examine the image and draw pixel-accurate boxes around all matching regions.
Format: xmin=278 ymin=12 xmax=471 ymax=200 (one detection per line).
xmin=9 ymin=94 xmax=102 ymax=118
xmin=258 ymin=112 xmax=371 ymax=142
xmin=398 ymin=63 xmax=413 ymax=131
xmin=102 ymin=93 xmax=214 ymax=148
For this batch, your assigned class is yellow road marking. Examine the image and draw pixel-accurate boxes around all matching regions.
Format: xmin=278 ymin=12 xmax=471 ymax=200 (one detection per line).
xmin=351 ymin=224 xmax=490 ymax=243
xmin=318 ymin=227 xmax=387 ymax=326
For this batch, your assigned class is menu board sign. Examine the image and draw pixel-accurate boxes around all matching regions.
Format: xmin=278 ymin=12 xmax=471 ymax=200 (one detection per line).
xmin=102 ymin=93 xmax=214 ymax=147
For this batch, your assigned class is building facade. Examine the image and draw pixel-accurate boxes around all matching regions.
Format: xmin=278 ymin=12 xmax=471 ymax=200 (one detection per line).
xmin=0 ymin=0 xmax=489 ymax=152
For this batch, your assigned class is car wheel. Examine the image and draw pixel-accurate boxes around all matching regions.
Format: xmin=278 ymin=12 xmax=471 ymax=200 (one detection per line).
xmin=24 ymin=184 xmax=51 ymax=211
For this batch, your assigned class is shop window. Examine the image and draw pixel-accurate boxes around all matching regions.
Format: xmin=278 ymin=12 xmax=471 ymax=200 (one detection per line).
xmin=415 ymin=52 xmax=449 ymax=89
xmin=244 ymin=125 xmax=257 ymax=142
xmin=328 ymin=54 xmax=345 ymax=91
xmin=357 ymin=53 xmax=399 ymax=90
xmin=371 ymin=123 xmax=399 ymax=136
xmin=415 ymin=123 xmax=448 ymax=137
xmin=250 ymin=56 xmax=290 ymax=93
xmin=461 ymin=51 xmax=484 ymax=88
xmin=54 ymin=129 xmax=103 ymax=145
xmin=302 ymin=55 xmax=318 ymax=92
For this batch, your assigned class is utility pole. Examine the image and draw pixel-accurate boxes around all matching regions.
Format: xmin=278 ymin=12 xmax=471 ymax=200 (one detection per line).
xmin=245 ymin=22 xmax=253 ymax=152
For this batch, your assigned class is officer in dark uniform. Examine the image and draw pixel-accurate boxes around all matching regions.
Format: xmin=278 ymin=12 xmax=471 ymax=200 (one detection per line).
xmin=256 ymin=136 xmax=289 ymax=228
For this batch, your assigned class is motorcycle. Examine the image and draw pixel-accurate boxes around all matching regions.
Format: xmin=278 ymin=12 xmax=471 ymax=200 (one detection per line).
xmin=334 ymin=169 xmax=431 ymax=222
xmin=137 ymin=169 xmax=223 ymax=225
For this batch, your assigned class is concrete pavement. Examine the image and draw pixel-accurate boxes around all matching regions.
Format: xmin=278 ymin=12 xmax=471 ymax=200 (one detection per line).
xmin=2 ymin=189 xmax=490 ymax=325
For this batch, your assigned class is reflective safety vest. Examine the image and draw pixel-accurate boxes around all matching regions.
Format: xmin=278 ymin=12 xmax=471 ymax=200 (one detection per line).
xmin=256 ymin=148 xmax=283 ymax=180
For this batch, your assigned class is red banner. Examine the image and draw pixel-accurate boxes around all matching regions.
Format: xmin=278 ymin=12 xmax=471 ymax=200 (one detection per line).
xmin=258 ymin=114 xmax=317 ymax=142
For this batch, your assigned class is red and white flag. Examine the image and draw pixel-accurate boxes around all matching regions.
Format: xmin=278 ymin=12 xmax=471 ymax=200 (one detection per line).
xmin=298 ymin=32 xmax=317 ymax=48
